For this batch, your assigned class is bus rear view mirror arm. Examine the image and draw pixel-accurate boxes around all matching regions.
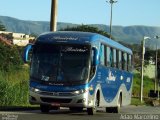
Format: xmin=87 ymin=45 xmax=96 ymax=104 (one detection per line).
xmin=92 ymin=47 xmax=99 ymax=66
xmin=23 ymin=44 xmax=33 ymax=63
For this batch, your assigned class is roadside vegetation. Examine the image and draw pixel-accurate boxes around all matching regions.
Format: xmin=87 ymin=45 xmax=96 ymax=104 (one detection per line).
xmin=0 ymin=67 xmax=29 ymax=106
xmin=131 ymin=73 xmax=155 ymax=106
xmin=0 ymin=22 xmax=29 ymax=106
xmin=132 ymin=73 xmax=154 ymax=97
xmin=0 ymin=37 xmax=30 ymax=106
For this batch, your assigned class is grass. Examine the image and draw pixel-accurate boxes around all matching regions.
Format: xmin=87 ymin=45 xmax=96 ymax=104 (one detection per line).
xmin=0 ymin=66 xmax=30 ymax=106
xmin=131 ymin=97 xmax=154 ymax=106
xmin=131 ymin=98 xmax=146 ymax=106
xmin=132 ymin=73 xmax=155 ymax=97
xmin=131 ymin=71 xmax=156 ymax=106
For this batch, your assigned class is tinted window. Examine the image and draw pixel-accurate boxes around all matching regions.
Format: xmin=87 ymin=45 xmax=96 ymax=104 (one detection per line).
xmin=118 ymin=51 xmax=122 ymax=69
xmin=113 ymin=49 xmax=116 ymax=68
xmin=107 ymin=47 xmax=112 ymax=67
xmin=100 ymin=45 xmax=105 ymax=65
xmin=128 ymin=54 xmax=132 ymax=71
xmin=31 ymin=44 xmax=90 ymax=85
xmin=122 ymin=52 xmax=127 ymax=70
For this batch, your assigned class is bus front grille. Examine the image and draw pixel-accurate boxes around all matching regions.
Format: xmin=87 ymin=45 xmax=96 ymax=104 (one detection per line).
xmin=40 ymin=97 xmax=72 ymax=103
xmin=39 ymin=91 xmax=75 ymax=96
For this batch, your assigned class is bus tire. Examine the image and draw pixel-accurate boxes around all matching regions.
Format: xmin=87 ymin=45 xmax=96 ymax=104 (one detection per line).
xmin=87 ymin=108 xmax=94 ymax=115
xmin=105 ymin=107 xmax=119 ymax=113
xmin=106 ymin=94 xmax=122 ymax=113
xmin=87 ymin=92 xmax=99 ymax=115
xmin=40 ymin=104 xmax=50 ymax=113
xmin=106 ymin=107 xmax=113 ymax=113
xmin=113 ymin=107 xmax=119 ymax=113
xmin=116 ymin=93 xmax=122 ymax=113
xmin=87 ymin=100 xmax=97 ymax=115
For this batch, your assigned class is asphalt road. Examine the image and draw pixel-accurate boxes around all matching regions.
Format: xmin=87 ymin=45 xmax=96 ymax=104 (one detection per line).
xmin=0 ymin=106 xmax=160 ymax=120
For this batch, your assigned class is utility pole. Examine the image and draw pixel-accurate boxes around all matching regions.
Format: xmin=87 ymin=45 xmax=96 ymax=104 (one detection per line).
xmin=154 ymin=35 xmax=160 ymax=100
xmin=140 ymin=36 xmax=150 ymax=103
xmin=106 ymin=0 xmax=117 ymax=39
xmin=155 ymin=44 xmax=158 ymax=93
xmin=50 ymin=0 xmax=58 ymax=31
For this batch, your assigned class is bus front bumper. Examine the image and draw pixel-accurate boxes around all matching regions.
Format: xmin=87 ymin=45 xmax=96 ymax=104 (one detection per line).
xmin=29 ymin=90 xmax=94 ymax=108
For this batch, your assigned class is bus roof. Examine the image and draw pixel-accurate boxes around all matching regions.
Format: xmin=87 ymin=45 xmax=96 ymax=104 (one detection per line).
xmin=36 ymin=31 xmax=132 ymax=55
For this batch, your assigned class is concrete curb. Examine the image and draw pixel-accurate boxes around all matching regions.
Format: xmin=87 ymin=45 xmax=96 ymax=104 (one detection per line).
xmin=0 ymin=106 xmax=40 ymax=111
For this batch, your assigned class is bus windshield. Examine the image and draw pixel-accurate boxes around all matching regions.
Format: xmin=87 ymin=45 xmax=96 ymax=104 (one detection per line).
xmin=30 ymin=43 xmax=91 ymax=85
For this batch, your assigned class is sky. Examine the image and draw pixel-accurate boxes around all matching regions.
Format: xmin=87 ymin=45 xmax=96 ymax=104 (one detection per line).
xmin=0 ymin=0 xmax=160 ymax=26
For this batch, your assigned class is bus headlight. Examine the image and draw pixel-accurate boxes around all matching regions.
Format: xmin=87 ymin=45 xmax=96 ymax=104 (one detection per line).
xmin=30 ymin=87 xmax=40 ymax=93
xmin=72 ymin=89 xmax=88 ymax=95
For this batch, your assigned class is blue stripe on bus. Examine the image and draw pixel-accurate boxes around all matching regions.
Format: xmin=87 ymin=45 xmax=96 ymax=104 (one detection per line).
xmin=88 ymin=66 xmax=133 ymax=103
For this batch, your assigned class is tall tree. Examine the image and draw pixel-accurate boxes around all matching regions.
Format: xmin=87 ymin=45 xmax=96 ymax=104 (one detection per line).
xmin=0 ymin=21 xmax=6 ymax=31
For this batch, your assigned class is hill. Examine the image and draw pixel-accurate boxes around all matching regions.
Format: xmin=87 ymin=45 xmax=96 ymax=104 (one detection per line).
xmin=0 ymin=16 xmax=160 ymax=47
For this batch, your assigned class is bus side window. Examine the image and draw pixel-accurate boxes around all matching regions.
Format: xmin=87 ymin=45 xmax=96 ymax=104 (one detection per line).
xmin=110 ymin=48 xmax=113 ymax=67
xmin=91 ymin=49 xmax=94 ymax=65
xmin=128 ymin=54 xmax=132 ymax=71
xmin=122 ymin=52 xmax=127 ymax=70
xmin=113 ymin=49 xmax=116 ymax=68
xmin=105 ymin=46 xmax=107 ymax=66
xmin=116 ymin=49 xmax=119 ymax=68
xmin=100 ymin=45 xmax=105 ymax=65
xmin=118 ymin=51 xmax=122 ymax=69
xmin=107 ymin=46 xmax=111 ymax=67
xmin=90 ymin=49 xmax=96 ymax=78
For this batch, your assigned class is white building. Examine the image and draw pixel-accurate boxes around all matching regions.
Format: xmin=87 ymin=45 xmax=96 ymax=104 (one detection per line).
xmin=0 ymin=31 xmax=35 ymax=46
xmin=13 ymin=39 xmax=29 ymax=46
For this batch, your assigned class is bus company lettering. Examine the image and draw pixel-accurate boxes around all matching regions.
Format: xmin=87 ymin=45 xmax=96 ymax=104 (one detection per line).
xmin=62 ymin=47 xmax=87 ymax=52
xmin=54 ymin=36 xmax=78 ymax=41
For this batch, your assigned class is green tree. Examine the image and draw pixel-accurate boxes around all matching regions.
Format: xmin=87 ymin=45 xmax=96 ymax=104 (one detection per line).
xmin=0 ymin=21 xmax=6 ymax=31
xmin=60 ymin=25 xmax=113 ymax=39
xmin=0 ymin=42 xmax=23 ymax=72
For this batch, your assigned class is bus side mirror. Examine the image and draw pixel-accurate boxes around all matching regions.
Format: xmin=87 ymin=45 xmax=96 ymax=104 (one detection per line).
xmin=23 ymin=44 xmax=33 ymax=63
xmin=92 ymin=47 xmax=99 ymax=66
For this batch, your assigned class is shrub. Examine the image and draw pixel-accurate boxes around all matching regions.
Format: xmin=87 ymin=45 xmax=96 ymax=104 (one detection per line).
xmin=0 ymin=42 xmax=23 ymax=72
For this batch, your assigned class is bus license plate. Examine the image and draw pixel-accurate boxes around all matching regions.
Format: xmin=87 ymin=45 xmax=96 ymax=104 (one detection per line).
xmin=51 ymin=103 xmax=60 ymax=106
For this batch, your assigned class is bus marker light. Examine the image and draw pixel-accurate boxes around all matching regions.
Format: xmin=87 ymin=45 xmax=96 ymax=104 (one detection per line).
xmin=89 ymin=85 xmax=93 ymax=91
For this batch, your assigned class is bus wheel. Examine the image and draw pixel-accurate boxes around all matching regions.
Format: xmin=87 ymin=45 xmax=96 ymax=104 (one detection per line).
xmin=87 ymin=108 xmax=94 ymax=115
xmin=116 ymin=94 xmax=122 ymax=113
xmin=106 ymin=107 xmax=120 ymax=113
xmin=106 ymin=95 xmax=122 ymax=113
xmin=40 ymin=104 xmax=50 ymax=113
xmin=106 ymin=107 xmax=114 ymax=113
xmin=87 ymin=93 xmax=99 ymax=115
